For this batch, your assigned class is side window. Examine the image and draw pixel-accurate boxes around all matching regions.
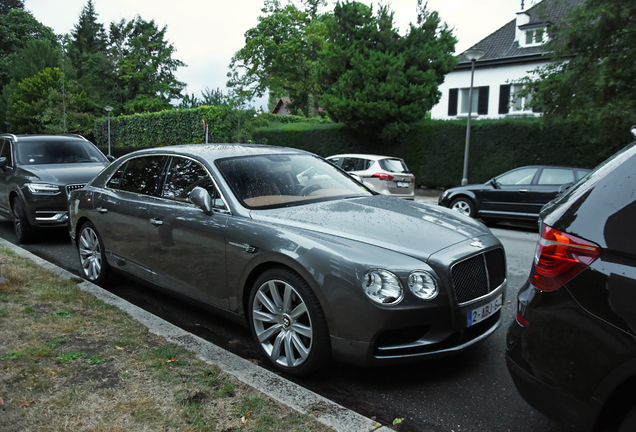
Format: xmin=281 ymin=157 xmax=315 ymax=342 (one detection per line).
xmin=162 ymin=157 xmax=226 ymax=209
xmin=0 ymin=140 xmax=12 ymax=166
xmin=341 ymin=158 xmax=360 ymax=172
xmin=327 ymin=157 xmax=339 ymax=166
xmin=497 ymin=168 xmax=538 ymax=186
xmin=117 ymin=156 xmax=167 ymax=195
xmin=537 ymin=168 xmax=575 ymax=185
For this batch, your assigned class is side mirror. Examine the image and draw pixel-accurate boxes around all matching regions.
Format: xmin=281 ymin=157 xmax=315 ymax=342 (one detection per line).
xmin=189 ymin=186 xmax=212 ymax=214
xmin=489 ymin=179 xmax=500 ymax=189
xmin=107 ymin=155 xmax=116 ymax=162
xmin=558 ymin=182 xmax=573 ymax=194
xmin=0 ymin=157 xmax=7 ymax=169
xmin=349 ymin=173 xmax=363 ymax=183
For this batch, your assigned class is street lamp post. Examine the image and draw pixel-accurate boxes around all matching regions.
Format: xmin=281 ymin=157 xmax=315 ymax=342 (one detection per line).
xmin=461 ymin=49 xmax=485 ymax=186
xmin=104 ymin=106 xmax=113 ymax=157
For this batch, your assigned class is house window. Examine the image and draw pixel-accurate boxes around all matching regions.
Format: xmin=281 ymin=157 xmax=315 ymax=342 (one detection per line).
xmin=511 ymin=84 xmax=533 ymax=112
xmin=523 ymin=28 xmax=546 ymax=46
xmin=448 ymin=86 xmax=489 ymax=116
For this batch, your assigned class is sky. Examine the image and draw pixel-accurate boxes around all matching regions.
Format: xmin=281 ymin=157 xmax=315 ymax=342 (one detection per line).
xmin=24 ymin=0 xmax=535 ymax=110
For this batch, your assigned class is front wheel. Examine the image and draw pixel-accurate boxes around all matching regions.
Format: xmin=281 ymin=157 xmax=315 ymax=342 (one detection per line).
xmin=450 ymin=197 xmax=475 ymax=218
xmin=248 ymin=268 xmax=330 ymax=376
xmin=77 ymin=222 xmax=109 ymax=285
xmin=12 ymin=197 xmax=34 ymax=244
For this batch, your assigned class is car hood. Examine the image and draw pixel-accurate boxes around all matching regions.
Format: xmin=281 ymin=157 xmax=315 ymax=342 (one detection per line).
xmin=251 ymin=195 xmax=492 ymax=261
xmin=18 ymin=163 xmax=108 ymax=185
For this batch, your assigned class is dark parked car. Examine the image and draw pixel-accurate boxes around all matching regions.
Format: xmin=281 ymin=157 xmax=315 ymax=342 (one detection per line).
xmin=69 ymin=144 xmax=507 ymax=376
xmin=0 ymin=134 xmax=110 ymax=243
xmin=506 ymin=139 xmax=636 ymax=431
xmin=438 ymin=165 xmax=591 ymax=223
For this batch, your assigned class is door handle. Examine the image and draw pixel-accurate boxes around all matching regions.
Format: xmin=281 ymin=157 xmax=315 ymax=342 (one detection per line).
xmin=149 ymin=218 xmax=163 ymax=227
xmin=519 ymin=189 xmax=529 ymax=193
xmin=96 ymin=207 xmax=108 ymax=214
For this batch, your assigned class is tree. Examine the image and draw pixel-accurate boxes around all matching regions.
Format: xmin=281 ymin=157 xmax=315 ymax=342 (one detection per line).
xmin=0 ymin=0 xmax=24 ymax=16
xmin=109 ymin=16 xmax=186 ymax=114
xmin=0 ymin=9 xmax=56 ymax=88
xmin=6 ymin=67 xmax=93 ymax=135
xmin=227 ymin=0 xmax=327 ymax=116
xmin=518 ymin=0 xmax=636 ymax=140
xmin=317 ymin=1 xmax=457 ymax=140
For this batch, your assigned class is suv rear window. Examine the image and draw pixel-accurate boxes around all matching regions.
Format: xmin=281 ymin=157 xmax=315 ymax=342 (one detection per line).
xmin=379 ymin=158 xmax=409 ymax=173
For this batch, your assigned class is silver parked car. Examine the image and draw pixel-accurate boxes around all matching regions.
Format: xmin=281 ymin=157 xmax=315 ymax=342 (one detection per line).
xmin=326 ymin=153 xmax=415 ymax=199
xmin=69 ymin=144 xmax=506 ymax=376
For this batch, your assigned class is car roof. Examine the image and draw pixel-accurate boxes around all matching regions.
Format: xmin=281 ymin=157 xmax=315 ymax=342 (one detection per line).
xmin=509 ymin=165 xmax=591 ymax=170
xmin=327 ymin=154 xmax=403 ymax=161
xmin=0 ymin=134 xmax=90 ymax=143
xmin=123 ymin=143 xmax=313 ymax=160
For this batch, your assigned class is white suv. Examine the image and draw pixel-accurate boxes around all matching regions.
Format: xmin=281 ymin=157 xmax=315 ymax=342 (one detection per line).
xmin=326 ymin=153 xmax=415 ymax=200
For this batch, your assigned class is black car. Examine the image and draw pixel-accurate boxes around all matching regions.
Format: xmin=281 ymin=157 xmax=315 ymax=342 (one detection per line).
xmin=438 ymin=165 xmax=591 ymax=223
xmin=0 ymin=134 xmax=110 ymax=243
xmin=506 ymin=140 xmax=636 ymax=431
xmin=68 ymin=143 xmax=506 ymax=376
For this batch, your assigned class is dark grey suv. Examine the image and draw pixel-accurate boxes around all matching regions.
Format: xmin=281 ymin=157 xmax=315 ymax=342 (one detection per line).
xmin=0 ymin=134 xmax=110 ymax=243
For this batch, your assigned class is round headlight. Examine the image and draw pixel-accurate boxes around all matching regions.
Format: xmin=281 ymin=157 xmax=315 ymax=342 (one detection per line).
xmin=408 ymin=271 xmax=438 ymax=300
xmin=362 ymin=269 xmax=403 ymax=305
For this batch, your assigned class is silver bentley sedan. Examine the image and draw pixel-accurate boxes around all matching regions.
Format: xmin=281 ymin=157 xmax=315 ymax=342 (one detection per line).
xmin=68 ymin=143 xmax=507 ymax=376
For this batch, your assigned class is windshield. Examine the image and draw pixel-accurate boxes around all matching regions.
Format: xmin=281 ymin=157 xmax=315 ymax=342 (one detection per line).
xmin=16 ymin=141 xmax=108 ymax=165
xmin=216 ymin=154 xmax=373 ymax=208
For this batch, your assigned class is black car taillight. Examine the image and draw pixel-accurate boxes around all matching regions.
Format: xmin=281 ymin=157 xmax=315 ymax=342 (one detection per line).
xmin=529 ymin=224 xmax=600 ymax=292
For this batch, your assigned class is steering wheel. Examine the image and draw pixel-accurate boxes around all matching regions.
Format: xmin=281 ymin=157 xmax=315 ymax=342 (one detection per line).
xmin=300 ymin=184 xmax=323 ymax=196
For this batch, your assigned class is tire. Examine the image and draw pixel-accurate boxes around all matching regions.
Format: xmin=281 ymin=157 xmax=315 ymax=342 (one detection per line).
xmin=450 ymin=197 xmax=475 ymax=218
xmin=248 ymin=268 xmax=331 ymax=376
xmin=77 ymin=222 xmax=109 ymax=285
xmin=12 ymin=197 xmax=34 ymax=244
xmin=618 ymin=404 xmax=636 ymax=432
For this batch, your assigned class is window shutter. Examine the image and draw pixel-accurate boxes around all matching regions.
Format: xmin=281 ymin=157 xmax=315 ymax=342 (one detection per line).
xmin=499 ymin=85 xmax=511 ymax=114
xmin=477 ymin=86 xmax=489 ymax=115
xmin=448 ymin=88 xmax=458 ymax=116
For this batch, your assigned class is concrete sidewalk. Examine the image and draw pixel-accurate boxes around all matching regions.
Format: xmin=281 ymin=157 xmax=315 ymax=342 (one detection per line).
xmin=0 ymin=237 xmax=392 ymax=432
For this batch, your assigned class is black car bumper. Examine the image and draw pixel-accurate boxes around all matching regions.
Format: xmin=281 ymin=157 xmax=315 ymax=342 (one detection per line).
xmin=506 ymin=318 xmax=602 ymax=432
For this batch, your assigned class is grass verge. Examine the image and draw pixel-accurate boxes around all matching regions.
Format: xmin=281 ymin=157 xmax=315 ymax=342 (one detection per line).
xmin=0 ymin=246 xmax=334 ymax=432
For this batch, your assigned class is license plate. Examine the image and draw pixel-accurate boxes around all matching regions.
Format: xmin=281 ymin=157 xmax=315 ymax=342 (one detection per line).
xmin=397 ymin=182 xmax=409 ymax=188
xmin=467 ymin=295 xmax=502 ymax=327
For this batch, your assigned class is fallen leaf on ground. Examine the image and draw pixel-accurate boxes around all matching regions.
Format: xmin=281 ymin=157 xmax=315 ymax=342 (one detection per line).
xmin=115 ymin=346 xmax=124 ymax=351
xmin=166 ymin=357 xmax=178 ymax=363
xmin=21 ymin=400 xmax=35 ymax=407
xmin=229 ymin=339 xmax=240 ymax=344
xmin=0 ymin=396 xmax=4 ymax=405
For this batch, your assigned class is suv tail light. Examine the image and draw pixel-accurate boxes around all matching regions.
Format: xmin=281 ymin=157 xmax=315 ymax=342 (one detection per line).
xmin=372 ymin=173 xmax=394 ymax=181
xmin=529 ymin=224 xmax=600 ymax=292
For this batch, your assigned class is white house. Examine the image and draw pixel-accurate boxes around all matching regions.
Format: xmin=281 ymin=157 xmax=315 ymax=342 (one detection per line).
xmin=431 ymin=0 xmax=585 ymax=120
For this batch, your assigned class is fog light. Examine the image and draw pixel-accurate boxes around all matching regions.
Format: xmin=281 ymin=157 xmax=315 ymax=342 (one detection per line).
xmin=408 ymin=271 xmax=438 ymax=300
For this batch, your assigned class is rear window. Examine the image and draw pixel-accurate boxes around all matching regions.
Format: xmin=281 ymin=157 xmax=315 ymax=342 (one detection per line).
xmin=379 ymin=158 xmax=409 ymax=173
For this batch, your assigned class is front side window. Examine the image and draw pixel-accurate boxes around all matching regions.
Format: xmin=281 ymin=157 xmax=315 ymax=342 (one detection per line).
xmin=115 ymin=156 xmax=167 ymax=196
xmin=162 ymin=157 xmax=226 ymax=209
xmin=217 ymin=154 xmax=371 ymax=209
xmin=15 ymin=140 xmax=107 ymax=165
xmin=0 ymin=140 xmax=12 ymax=166
xmin=497 ymin=168 xmax=538 ymax=186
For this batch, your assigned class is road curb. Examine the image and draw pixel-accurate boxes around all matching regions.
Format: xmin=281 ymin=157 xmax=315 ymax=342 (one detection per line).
xmin=0 ymin=237 xmax=392 ymax=432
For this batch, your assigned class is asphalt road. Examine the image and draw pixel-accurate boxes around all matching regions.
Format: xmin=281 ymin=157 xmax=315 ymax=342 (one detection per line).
xmin=0 ymin=210 xmax=565 ymax=432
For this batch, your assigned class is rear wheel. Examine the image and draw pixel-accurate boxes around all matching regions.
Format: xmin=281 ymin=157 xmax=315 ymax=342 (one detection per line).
xmin=248 ymin=268 xmax=330 ymax=376
xmin=450 ymin=197 xmax=475 ymax=218
xmin=78 ymin=222 xmax=109 ymax=285
xmin=12 ymin=197 xmax=34 ymax=244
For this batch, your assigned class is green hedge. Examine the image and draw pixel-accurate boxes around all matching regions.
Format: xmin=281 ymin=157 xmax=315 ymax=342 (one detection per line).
xmin=92 ymin=106 xmax=632 ymax=189
xmin=252 ymin=118 xmax=631 ymax=188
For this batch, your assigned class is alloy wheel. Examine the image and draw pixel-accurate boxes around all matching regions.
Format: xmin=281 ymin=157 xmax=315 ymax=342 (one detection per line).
xmin=251 ymin=279 xmax=313 ymax=368
xmin=79 ymin=226 xmax=102 ymax=281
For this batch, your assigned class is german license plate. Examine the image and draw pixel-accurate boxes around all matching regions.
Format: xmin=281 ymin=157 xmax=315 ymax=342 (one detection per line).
xmin=467 ymin=295 xmax=502 ymax=327
xmin=397 ymin=182 xmax=409 ymax=188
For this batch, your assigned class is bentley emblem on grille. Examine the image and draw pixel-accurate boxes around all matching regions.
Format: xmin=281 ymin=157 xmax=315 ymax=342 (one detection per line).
xmin=470 ymin=240 xmax=483 ymax=248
